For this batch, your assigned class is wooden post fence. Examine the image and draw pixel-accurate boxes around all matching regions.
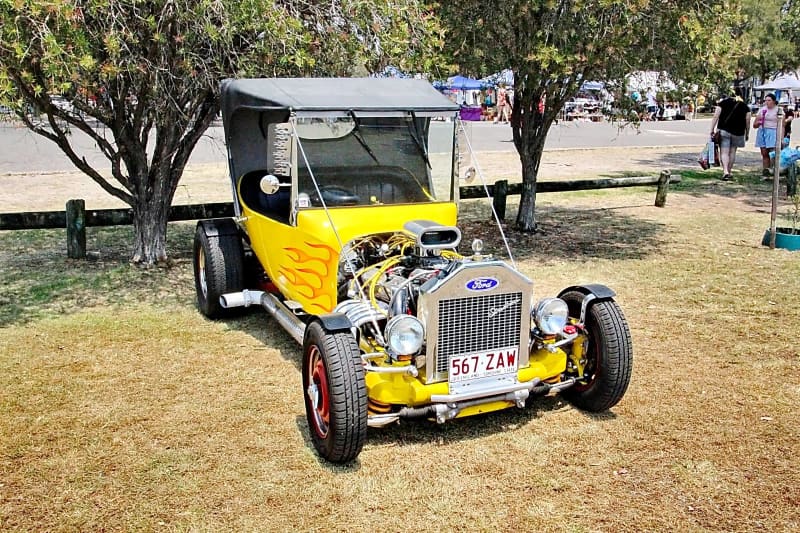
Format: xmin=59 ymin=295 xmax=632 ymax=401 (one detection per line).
xmin=66 ymin=199 xmax=86 ymax=259
xmin=0 ymin=201 xmax=234 ymax=259
xmin=0 ymin=172 xmax=680 ymax=257
xmin=463 ymin=172 xmax=680 ymax=219
xmin=654 ymin=170 xmax=672 ymax=208
xmin=492 ymin=179 xmax=508 ymax=220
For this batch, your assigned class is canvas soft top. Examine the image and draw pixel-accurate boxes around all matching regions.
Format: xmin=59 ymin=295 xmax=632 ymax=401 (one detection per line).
xmin=220 ymin=77 xmax=459 ymax=118
xmin=221 ymin=77 xmax=459 ymax=189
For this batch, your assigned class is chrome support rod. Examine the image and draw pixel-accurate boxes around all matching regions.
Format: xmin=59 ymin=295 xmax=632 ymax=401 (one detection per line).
xmin=457 ymin=119 xmax=517 ymax=270
xmin=291 ymin=119 xmax=386 ymax=345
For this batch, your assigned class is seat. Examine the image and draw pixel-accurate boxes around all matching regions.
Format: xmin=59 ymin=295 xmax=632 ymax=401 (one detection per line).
xmin=238 ymin=171 xmax=291 ymax=223
xmin=298 ymin=166 xmax=428 ymax=206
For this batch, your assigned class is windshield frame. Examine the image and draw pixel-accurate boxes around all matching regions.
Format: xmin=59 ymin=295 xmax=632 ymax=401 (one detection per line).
xmin=287 ymin=111 xmax=458 ymax=221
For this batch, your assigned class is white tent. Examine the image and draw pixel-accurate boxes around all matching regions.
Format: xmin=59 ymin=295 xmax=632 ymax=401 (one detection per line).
xmin=626 ymin=71 xmax=676 ymax=93
xmin=753 ymin=74 xmax=800 ymax=91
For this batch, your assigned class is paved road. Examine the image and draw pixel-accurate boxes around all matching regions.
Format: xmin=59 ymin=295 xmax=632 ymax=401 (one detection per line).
xmin=459 ymin=118 xmax=711 ymax=152
xmin=0 ymin=118 xmax=713 ymax=174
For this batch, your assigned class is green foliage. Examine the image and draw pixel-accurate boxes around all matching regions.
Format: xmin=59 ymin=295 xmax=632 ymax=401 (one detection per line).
xmin=734 ymin=0 xmax=796 ymax=80
xmin=782 ymin=0 xmax=800 ymax=65
xmin=437 ymin=0 xmax=745 ymax=230
xmin=0 ymin=0 xmax=443 ymax=263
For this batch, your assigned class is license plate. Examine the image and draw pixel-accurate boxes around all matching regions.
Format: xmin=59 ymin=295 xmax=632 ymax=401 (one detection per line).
xmin=448 ymin=347 xmax=518 ymax=383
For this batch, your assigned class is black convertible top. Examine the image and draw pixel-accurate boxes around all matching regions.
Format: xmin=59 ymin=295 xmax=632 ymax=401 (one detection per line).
xmin=220 ymin=78 xmax=458 ymax=202
xmin=220 ymin=77 xmax=459 ymax=117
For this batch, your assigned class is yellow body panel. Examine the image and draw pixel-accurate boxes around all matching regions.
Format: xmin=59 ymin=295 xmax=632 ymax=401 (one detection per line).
xmin=239 ymin=186 xmax=573 ymax=419
xmin=364 ymin=346 xmax=568 ymax=410
xmin=455 ymin=401 xmax=514 ymax=418
xmin=241 ymin=202 xmax=458 ymax=314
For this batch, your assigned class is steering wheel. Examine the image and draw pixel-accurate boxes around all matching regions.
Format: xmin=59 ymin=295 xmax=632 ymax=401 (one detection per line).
xmin=311 ymin=186 xmax=360 ymax=207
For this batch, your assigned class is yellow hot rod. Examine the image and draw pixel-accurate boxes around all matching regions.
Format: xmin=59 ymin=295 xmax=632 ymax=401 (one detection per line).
xmin=193 ymin=78 xmax=633 ymax=463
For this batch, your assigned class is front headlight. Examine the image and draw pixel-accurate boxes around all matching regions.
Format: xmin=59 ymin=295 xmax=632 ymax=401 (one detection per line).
xmin=385 ymin=315 xmax=425 ymax=355
xmin=533 ymin=298 xmax=569 ymax=335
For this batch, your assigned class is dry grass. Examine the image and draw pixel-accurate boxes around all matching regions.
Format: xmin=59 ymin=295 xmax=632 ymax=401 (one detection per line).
xmin=2 ymin=167 xmax=800 ymax=532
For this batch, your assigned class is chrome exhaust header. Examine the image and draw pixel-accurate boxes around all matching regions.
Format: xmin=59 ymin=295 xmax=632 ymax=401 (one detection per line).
xmin=220 ymin=290 xmax=306 ymax=345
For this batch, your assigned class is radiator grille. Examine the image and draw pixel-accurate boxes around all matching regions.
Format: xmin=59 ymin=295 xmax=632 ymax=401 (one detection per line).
xmin=436 ymin=292 xmax=523 ymax=374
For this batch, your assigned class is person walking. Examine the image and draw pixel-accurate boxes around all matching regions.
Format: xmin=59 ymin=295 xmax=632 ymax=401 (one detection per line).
xmin=645 ymin=87 xmax=658 ymax=121
xmin=709 ymin=88 xmax=751 ymax=181
xmin=494 ymin=85 xmax=510 ymax=123
xmin=753 ymin=93 xmax=780 ymax=178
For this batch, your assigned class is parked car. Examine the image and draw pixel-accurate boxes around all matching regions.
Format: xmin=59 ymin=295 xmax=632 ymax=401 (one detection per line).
xmin=193 ymin=78 xmax=633 ymax=463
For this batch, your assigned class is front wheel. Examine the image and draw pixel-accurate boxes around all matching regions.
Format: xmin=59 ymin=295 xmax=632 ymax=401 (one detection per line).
xmin=302 ymin=322 xmax=367 ymax=463
xmin=560 ymin=291 xmax=633 ymax=412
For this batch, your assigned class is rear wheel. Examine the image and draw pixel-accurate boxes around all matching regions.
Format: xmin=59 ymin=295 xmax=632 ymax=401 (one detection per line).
xmin=560 ymin=291 xmax=633 ymax=412
xmin=302 ymin=321 xmax=367 ymax=463
xmin=193 ymin=221 xmax=244 ymax=319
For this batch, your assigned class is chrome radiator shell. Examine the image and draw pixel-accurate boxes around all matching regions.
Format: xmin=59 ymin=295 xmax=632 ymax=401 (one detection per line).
xmin=417 ymin=260 xmax=533 ymax=384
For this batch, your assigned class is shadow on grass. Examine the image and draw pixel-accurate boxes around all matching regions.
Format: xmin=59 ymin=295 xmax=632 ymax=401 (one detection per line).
xmin=0 ymin=222 xmax=197 ymax=327
xmin=225 ymin=311 xmax=302 ymax=370
xmin=533 ymin=145 xmax=787 ymax=214
xmin=367 ymin=395 xmax=591 ymax=449
xmin=293 ymin=416 xmax=366 ymax=472
xmin=670 ymin=168 xmax=791 ymax=212
xmin=460 ymin=203 xmax=668 ymax=264
xmin=292 ymin=393 xmax=607 ymax=469
xmin=1 ymin=211 xmax=629 ymax=470
xmin=629 ymin=147 xmax=786 ymax=210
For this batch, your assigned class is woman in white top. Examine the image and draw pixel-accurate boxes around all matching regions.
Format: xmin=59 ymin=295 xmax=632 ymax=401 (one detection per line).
xmin=753 ymin=93 xmax=779 ymax=176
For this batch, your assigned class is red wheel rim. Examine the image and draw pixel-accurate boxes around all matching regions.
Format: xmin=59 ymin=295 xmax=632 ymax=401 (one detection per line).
xmin=307 ymin=346 xmax=330 ymax=438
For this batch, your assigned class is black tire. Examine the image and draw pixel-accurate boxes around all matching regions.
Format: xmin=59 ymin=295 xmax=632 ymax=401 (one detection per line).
xmin=560 ymin=291 xmax=633 ymax=412
xmin=302 ymin=321 xmax=367 ymax=463
xmin=193 ymin=221 xmax=244 ymax=319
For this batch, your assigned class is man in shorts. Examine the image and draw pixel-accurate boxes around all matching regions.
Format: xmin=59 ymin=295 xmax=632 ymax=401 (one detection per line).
xmin=710 ymin=88 xmax=751 ymax=181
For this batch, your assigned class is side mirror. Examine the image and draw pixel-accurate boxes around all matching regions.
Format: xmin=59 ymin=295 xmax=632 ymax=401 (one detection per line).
xmin=463 ymin=166 xmax=476 ymax=183
xmin=259 ymin=174 xmax=281 ymax=195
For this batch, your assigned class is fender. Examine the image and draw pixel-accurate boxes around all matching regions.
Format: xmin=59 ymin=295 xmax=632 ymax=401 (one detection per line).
xmin=558 ymin=283 xmax=616 ymax=300
xmin=310 ymin=313 xmax=354 ymax=335
xmin=558 ymin=284 xmax=616 ymax=325
xmin=197 ymin=218 xmax=240 ymax=238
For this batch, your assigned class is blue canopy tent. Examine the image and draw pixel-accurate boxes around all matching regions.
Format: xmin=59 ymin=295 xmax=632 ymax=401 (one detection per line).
xmin=433 ymin=76 xmax=487 ymax=120
xmin=446 ymin=75 xmax=486 ymax=90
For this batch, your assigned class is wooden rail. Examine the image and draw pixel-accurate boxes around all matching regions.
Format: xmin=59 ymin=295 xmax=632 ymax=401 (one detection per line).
xmin=0 ymin=201 xmax=234 ymax=231
xmin=461 ymin=170 xmax=678 ymax=217
xmin=0 ymin=172 xmax=678 ymax=258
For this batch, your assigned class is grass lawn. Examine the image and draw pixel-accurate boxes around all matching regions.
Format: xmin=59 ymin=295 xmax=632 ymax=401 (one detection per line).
xmin=1 ymin=170 xmax=799 ymax=531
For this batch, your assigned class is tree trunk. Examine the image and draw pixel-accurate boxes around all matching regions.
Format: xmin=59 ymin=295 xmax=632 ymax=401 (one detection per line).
xmin=510 ymin=83 xmax=562 ymax=233
xmin=516 ymin=158 xmax=540 ymax=231
xmin=131 ymin=199 xmax=170 ymax=265
xmin=129 ymin=165 xmax=176 ymax=265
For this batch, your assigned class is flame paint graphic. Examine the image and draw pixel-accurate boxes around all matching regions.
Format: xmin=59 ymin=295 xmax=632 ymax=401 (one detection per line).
xmin=280 ymin=242 xmax=338 ymax=313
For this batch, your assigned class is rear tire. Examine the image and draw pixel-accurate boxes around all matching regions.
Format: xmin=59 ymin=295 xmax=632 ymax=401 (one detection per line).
xmin=560 ymin=291 xmax=633 ymax=412
xmin=193 ymin=221 xmax=244 ymax=319
xmin=302 ymin=321 xmax=367 ymax=463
